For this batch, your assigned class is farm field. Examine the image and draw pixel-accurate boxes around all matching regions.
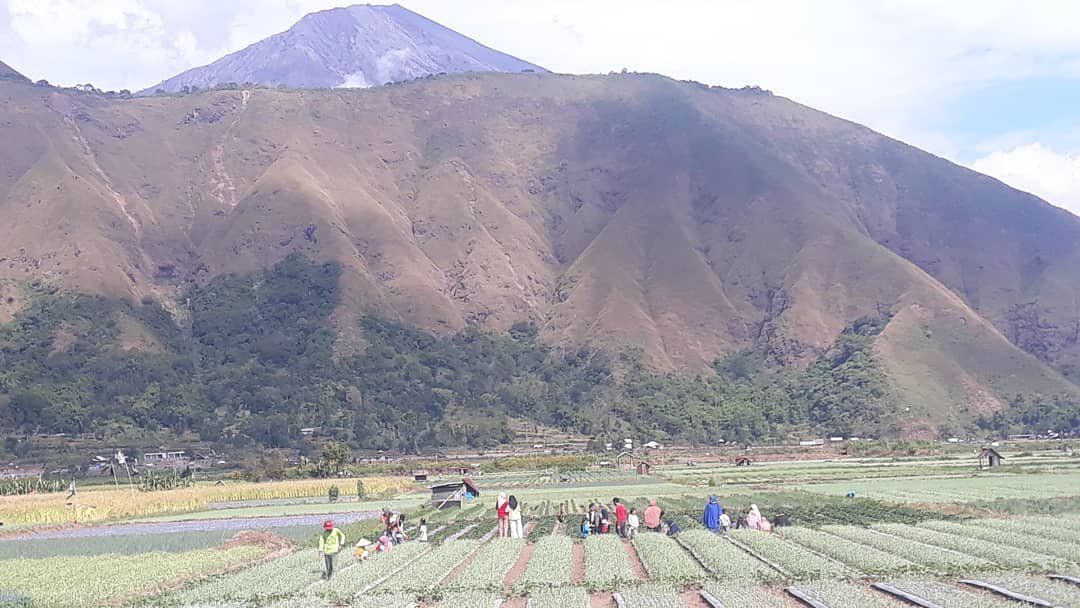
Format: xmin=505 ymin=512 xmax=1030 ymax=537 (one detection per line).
xmin=0 ymin=477 xmax=411 ymax=527
xmin=2 ymin=451 xmax=1079 ymax=606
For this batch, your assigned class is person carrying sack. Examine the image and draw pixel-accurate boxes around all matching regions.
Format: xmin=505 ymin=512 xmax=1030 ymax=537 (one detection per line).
xmin=319 ymin=520 xmax=347 ymax=579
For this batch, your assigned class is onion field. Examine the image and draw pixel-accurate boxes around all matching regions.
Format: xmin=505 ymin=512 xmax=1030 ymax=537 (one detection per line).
xmin=2 ymin=451 xmax=1079 ymax=607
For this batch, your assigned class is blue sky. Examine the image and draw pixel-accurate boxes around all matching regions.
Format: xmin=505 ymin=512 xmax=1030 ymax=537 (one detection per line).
xmin=1 ymin=0 xmax=1078 ymax=214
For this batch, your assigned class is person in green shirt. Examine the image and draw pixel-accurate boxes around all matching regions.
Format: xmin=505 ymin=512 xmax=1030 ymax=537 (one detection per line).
xmin=319 ymin=519 xmax=346 ymax=579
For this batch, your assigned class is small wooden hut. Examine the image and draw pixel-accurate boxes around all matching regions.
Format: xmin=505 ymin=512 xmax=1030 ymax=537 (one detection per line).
xmin=429 ymin=478 xmax=480 ymax=509
xmin=635 ymin=461 xmax=651 ymax=476
xmin=978 ymin=447 xmax=1003 ymax=470
xmin=412 ymin=469 xmax=429 ymax=482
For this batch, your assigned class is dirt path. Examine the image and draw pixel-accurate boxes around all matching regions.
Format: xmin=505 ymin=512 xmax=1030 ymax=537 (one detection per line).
xmin=590 ymin=591 xmax=614 ymax=607
xmin=624 ymin=540 xmax=648 ymax=580
xmin=571 ymin=541 xmax=586 ymax=584
xmin=504 ymin=541 xmax=535 ymax=590
xmin=680 ymin=589 xmax=711 ymax=608
xmin=501 ymin=597 xmax=527 ymax=608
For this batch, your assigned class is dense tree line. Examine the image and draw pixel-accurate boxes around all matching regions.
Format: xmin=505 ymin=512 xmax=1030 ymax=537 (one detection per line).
xmin=0 ymin=256 xmax=1072 ymax=451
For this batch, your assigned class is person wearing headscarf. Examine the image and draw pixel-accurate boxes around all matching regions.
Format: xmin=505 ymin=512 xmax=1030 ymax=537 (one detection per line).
xmin=746 ymin=504 xmax=762 ymax=530
xmin=702 ymin=495 xmax=721 ymax=531
xmin=497 ymin=493 xmax=510 ymax=538
xmin=507 ymin=494 xmax=524 ymax=539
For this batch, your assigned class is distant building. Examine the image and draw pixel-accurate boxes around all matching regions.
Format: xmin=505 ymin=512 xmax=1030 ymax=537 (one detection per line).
xmin=429 ymin=478 xmax=480 ymax=509
xmin=635 ymin=461 xmax=652 ymax=476
xmin=978 ymin=447 xmax=1003 ymax=470
xmin=412 ymin=469 xmax=429 ymax=482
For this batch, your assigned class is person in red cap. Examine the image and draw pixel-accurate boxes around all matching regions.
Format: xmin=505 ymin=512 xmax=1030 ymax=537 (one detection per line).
xmin=319 ymin=519 xmax=346 ymax=579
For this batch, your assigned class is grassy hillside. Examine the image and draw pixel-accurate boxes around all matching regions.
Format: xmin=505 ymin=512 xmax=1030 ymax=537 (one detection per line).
xmin=0 ymin=73 xmax=1078 ymax=436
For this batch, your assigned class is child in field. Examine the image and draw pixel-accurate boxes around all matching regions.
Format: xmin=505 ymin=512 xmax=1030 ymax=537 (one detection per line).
xmin=418 ymin=518 xmax=429 ymax=542
xmin=580 ymin=517 xmax=591 ymax=538
xmin=626 ymin=508 xmax=639 ymax=539
xmin=719 ymin=509 xmax=731 ymax=533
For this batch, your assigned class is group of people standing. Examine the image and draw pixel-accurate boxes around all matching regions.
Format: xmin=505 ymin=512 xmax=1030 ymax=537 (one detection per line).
xmin=702 ymin=497 xmax=775 ymax=533
xmin=496 ymin=493 xmax=524 ymax=538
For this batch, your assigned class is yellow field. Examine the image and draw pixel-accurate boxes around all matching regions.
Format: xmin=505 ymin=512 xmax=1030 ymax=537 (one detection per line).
xmin=0 ymin=476 xmax=411 ymax=526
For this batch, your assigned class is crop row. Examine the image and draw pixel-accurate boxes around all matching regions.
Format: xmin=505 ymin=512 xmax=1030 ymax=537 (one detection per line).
xmin=433 ymin=590 xmax=502 ymax=607
xmin=380 ymin=540 xmax=480 ymax=593
xmin=171 ymin=548 xmax=323 ymax=603
xmin=583 ymin=534 xmax=637 ymax=589
xmin=919 ymin=520 xmax=1080 ymax=562
xmin=872 ymin=523 xmax=1068 ymax=571
xmin=730 ymin=530 xmax=853 ymax=580
xmin=798 ymin=581 xmax=905 ymax=608
xmin=779 ymin=526 xmax=922 ymax=575
xmin=632 ymin=533 xmax=707 ymax=583
xmin=677 ymin=530 xmax=781 ymax=583
xmin=3 ymin=546 xmax=261 ymax=607
xmin=976 ymin=517 xmax=1080 ymax=545
xmin=885 ymin=579 xmax=1017 ymax=608
xmin=446 ymin=538 xmax=525 ymax=591
xmin=702 ymin=584 xmax=787 ymax=608
xmin=821 ymin=525 xmax=988 ymax=574
xmin=977 ymin=574 xmax=1080 ymax=607
xmin=526 ymin=586 xmax=589 ymax=608
xmin=318 ymin=541 xmax=431 ymax=599
xmin=520 ymin=535 xmax=574 ymax=587
xmin=618 ymin=584 xmax=683 ymax=608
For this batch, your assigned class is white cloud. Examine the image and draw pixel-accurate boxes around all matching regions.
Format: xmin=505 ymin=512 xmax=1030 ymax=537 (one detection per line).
xmin=2 ymin=0 xmax=1080 ymax=162
xmin=971 ymin=144 xmax=1080 ymax=215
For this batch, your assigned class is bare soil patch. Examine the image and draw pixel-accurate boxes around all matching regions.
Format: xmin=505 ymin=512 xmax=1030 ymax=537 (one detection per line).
xmin=217 ymin=529 xmax=292 ymax=553
xmin=503 ymin=541 xmax=535 ymax=589
xmin=571 ymin=541 xmax=586 ymax=584
xmin=680 ymin=589 xmax=710 ymax=608
xmin=624 ymin=539 xmax=648 ymax=580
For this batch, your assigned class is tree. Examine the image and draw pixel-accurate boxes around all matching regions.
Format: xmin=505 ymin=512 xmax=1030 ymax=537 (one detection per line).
xmin=316 ymin=440 xmax=351 ymax=477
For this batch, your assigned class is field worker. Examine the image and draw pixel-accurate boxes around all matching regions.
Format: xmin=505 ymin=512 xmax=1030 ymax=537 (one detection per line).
xmin=703 ymin=495 xmax=721 ymax=532
xmin=643 ymin=499 xmax=663 ymax=532
xmin=580 ymin=517 xmax=591 ymax=538
xmin=746 ymin=504 xmax=762 ymax=530
xmin=665 ymin=518 xmax=682 ymax=537
xmin=614 ymin=498 xmax=628 ymax=537
xmin=376 ymin=531 xmax=393 ymax=553
xmin=418 ymin=518 xmax=429 ymax=542
xmin=508 ymin=494 xmax=524 ymax=539
xmin=497 ymin=493 xmax=510 ymax=538
xmin=719 ymin=507 xmax=732 ymax=533
xmin=353 ymin=538 xmax=372 ymax=561
xmin=626 ymin=508 xmax=640 ymax=539
xmin=319 ymin=520 xmax=346 ymax=579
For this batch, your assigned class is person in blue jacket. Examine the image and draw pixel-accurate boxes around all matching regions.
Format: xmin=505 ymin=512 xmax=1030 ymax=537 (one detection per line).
xmin=702 ymin=495 xmax=721 ymax=532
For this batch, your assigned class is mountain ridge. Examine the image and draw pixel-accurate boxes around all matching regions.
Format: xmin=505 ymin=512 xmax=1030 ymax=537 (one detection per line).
xmin=0 ymin=60 xmax=29 ymax=82
xmin=141 ymin=3 xmax=544 ymax=94
xmin=1 ymin=72 xmax=1078 ymax=435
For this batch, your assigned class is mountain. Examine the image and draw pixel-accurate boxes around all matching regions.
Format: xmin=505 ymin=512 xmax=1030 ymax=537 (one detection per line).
xmin=142 ymin=4 xmax=544 ymax=94
xmin=0 ymin=60 xmax=29 ymax=83
xmin=1 ymin=72 xmax=1078 ymax=444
